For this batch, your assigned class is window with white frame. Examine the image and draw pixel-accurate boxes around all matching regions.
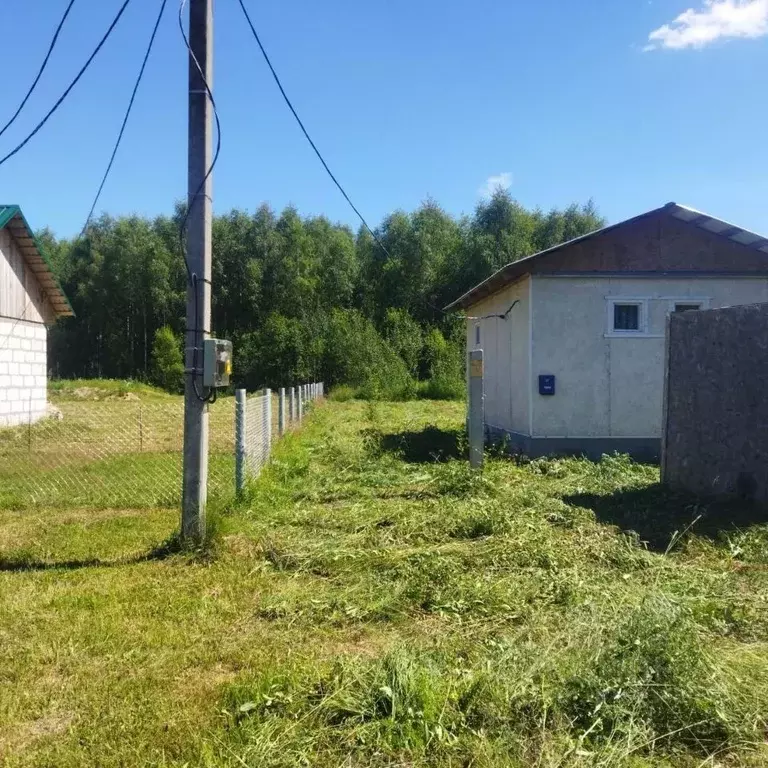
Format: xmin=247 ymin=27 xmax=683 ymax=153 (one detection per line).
xmin=607 ymin=299 xmax=647 ymax=335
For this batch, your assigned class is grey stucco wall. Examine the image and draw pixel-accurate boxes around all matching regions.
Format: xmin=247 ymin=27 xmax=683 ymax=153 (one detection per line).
xmin=662 ymin=302 xmax=768 ymax=501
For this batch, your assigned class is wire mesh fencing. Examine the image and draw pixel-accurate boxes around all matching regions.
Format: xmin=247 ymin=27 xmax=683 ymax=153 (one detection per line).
xmin=235 ymin=382 xmax=324 ymax=494
xmin=0 ymin=382 xmax=323 ymax=510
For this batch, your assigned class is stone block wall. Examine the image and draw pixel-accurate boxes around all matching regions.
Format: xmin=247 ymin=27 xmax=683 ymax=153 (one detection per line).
xmin=662 ymin=302 xmax=768 ymax=501
xmin=0 ymin=318 xmax=47 ymax=427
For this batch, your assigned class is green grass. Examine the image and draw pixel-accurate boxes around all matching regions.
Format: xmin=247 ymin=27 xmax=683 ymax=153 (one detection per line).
xmin=1 ymin=399 xmax=767 ymax=766
xmin=48 ymin=377 xmax=177 ymax=401
xmin=0 ymin=380 xmax=249 ymax=508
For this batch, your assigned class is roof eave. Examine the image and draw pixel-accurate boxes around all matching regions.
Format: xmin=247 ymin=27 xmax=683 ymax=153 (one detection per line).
xmin=1 ymin=205 xmax=74 ymax=319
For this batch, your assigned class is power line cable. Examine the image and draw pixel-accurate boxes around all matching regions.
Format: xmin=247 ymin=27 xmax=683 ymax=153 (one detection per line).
xmin=81 ymin=0 xmax=168 ymax=236
xmin=234 ymin=0 xmax=391 ymax=258
xmin=0 ymin=0 xmax=77 ymax=141
xmin=0 ymin=0 xmax=133 ymax=171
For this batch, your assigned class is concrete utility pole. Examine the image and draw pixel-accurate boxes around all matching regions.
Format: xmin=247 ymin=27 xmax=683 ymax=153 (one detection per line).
xmin=181 ymin=0 xmax=213 ymax=544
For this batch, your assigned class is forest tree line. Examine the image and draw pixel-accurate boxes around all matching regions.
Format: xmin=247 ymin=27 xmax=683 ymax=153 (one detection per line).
xmin=38 ymin=190 xmax=604 ymax=398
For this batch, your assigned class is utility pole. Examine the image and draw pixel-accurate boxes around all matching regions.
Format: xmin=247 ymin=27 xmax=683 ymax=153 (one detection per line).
xmin=182 ymin=0 xmax=213 ymax=544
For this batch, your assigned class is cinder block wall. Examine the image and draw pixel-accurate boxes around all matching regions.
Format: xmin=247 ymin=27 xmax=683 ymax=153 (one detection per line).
xmin=662 ymin=302 xmax=768 ymax=501
xmin=0 ymin=318 xmax=47 ymax=427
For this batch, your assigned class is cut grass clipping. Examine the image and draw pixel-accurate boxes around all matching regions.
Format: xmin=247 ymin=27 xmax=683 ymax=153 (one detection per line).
xmin=0 ymin=398 xmax=767 ymax=766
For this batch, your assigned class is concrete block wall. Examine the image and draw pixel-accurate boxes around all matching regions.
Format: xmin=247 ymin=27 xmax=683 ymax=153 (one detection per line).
xmin=662 ymin=302 xmax=768 ymax=501
xmin=0 ymin=318 xmax=47 ymax=428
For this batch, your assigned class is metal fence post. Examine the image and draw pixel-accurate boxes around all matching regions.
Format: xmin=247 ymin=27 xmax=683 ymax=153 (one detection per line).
xmin=468 ymin=349 xmax=484 ymax=469
xmin=298 ymin=385 xmax=303 ymax=424
xmin=278 ymin=387 xmax=286 ymax=436
xmin=235 ymin=389 xmax=246 ymax=497
xmin=289 ymin=386 xmax=295 ymax=424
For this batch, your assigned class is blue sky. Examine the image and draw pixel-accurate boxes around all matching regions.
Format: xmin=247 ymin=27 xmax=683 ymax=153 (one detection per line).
xmin=1 ymin=0 xmax=767 ymax=238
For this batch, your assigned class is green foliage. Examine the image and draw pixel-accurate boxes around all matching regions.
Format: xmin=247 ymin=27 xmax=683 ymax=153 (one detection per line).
xmin=420 ymin=327 xmax=464 ymax=398
xmin=323 ymin=310 xmax=416 ymax=400
xmin=150 ymin=326 xmax=184 ymax=393
xmin=43 ymin=196 xmax=604 ymax=393
xmin=382 ymin=308 xmax=423 ymax=376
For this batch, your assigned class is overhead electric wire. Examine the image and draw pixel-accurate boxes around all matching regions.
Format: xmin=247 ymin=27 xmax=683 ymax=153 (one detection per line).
xmin=0 ymin=0 xmax=77 ymax=142
xmin=0 ymin=0 xmax=133 ymax=171
xmin=234 ymin=0 xmax=391 ymax=258
xmin=81 ymin=0 xmax=168 ymax=237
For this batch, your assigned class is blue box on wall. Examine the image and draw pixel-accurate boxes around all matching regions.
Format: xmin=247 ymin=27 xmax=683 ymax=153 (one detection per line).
xmin=539 ymin=375 xmax=556 ymax=396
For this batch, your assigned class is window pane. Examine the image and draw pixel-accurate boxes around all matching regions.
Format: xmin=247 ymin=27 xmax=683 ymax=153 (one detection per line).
xmin=475 ymin=326 xmax=481 ymax=345
xmin=674 ymin=303 xmax=700 ymax=313
xmin=614 ymin=304 xmax=639 ymax=331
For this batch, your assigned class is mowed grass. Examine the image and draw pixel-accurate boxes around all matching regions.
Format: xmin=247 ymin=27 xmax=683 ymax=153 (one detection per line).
xmin=1 ymin=399 xmax=768 ymax=766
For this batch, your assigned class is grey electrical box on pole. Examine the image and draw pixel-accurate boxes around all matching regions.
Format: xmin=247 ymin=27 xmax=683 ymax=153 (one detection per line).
xmin=468 ymin=349 xmax=484 ymax=469
xmin=181 ymin=0 xmax=213 ymax=545
xmin=202 ymin=338 xmax=232 ymax=388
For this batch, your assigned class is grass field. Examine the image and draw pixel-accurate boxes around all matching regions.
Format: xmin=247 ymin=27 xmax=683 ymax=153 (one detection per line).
xmin=1 ymin=398 xmax=767 ymax=766
xmin=0 ymin=380 xmax=266 ymax=509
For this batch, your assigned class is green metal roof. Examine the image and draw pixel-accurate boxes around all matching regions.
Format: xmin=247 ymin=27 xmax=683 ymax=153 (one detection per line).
xmin=0 ymin=204 xmax=73 ymax=318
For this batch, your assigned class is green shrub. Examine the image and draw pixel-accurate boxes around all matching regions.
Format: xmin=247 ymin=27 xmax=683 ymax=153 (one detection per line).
xmin=382 ymin=308 xmax=423 ymax=377
xmin=323 ymin=309 xmax=416 ymax=401
xmin=420 ymin=328 xmax=464 ymax=399
xmin=327 ymin=385 xmax=356 ymax=402
xmin=417 ymin=377 xmax=465 ymax=401
xmin=150 ymin=326 xmax=184 ymax=394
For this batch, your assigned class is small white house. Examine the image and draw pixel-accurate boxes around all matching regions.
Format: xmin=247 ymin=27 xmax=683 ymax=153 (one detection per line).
xmin=0 ymin=205 xmax=72 ymax=427
xmin=447 ymin=203 xmax=768 ymax=460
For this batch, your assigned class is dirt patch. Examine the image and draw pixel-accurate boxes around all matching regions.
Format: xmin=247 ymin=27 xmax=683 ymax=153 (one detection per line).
xmin=319 ymin=628 xmax=399 ymax=660
xmin=111 ymin=392 xmax=140 ymax=402
xmin=224 ymin=533 xmax=261 ymax=559
xmin=0 ymin=713 xmax=73 ymax=756
xmin=71 ymin=387 xmax=100 ymax=400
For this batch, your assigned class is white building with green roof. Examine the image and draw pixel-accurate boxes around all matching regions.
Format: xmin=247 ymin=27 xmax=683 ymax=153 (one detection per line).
xmin=0 ymin=205 xmax=72 ymax=426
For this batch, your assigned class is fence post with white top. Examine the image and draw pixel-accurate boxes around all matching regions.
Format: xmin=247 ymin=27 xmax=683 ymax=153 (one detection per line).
xmin=278 ymin=387 xmax=286 ymax=436
xmin=264 ymin=388 xmax=272 ymax=463
xmin=235 ymin=389 xmax=246 ymax=497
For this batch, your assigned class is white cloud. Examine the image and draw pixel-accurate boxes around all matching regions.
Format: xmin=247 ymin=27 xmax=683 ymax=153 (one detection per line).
xmin=645 ymin=0 xmax=768 ymax=50
xmin=478 ymin=172 xmax=512 ymax=198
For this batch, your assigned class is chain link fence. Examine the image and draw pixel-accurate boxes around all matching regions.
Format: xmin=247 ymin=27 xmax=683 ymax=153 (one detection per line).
xmin=0 ymin=382 xmax=323 ymax=509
